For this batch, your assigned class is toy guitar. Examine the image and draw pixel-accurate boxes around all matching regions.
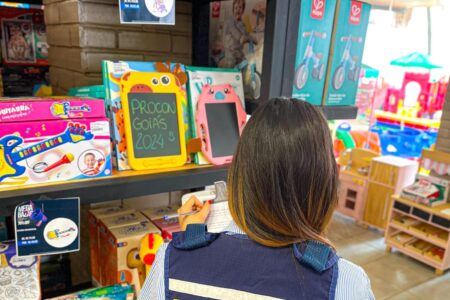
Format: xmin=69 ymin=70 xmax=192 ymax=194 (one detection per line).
xmin=0 ymin=123 xmax=93 ymax=182
xmin=51 ymin=102 xmax=91 ymax=117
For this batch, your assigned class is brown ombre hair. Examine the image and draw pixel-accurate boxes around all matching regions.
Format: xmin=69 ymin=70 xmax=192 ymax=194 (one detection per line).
xmin=228 ymin=98 xmax=338 ymax=247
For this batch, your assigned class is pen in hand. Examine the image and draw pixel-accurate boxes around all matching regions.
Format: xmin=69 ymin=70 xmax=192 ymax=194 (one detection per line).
xmin=163 ymin=199 xmax=214 ymax=221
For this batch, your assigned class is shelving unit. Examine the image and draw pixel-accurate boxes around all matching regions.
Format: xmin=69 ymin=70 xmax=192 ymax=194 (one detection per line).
xmin=0 ymin=164 xmax=228 ymax=207
xmin=385 ymin=196 xmax=450 ymax=274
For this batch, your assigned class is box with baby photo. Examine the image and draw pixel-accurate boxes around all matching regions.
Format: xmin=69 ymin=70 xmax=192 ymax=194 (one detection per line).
xmin=1 ymin=19 xmax=36 ymax=64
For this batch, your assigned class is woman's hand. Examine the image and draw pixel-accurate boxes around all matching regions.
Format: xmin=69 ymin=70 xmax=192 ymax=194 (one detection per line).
xmin=178 ymin=196 xmax=211 ymax=231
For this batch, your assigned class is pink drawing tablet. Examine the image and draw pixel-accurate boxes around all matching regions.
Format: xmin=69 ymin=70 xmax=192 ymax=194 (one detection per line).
xmin=195 ymin=84 xmax=246 ymax=165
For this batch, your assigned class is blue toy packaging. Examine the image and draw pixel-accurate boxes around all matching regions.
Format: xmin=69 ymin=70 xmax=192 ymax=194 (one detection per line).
xmin=292 ymin=0 xmax=337 ymax=105
xmin=323 ymin=0 xmax=371 ymax=106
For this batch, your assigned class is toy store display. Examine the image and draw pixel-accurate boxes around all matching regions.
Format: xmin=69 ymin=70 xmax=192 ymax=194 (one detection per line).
xmin=48 ymin=283 xmax=135 ymax=300
xmin=0 ymin=7 xmax=48 ymax=65
xmin=323 ymin=0 xmax=371 ymax=106
xmin=120 ymin=72 xmax=187 ymax=170
xmin=141 ymin=205 xmax=181 ymax=241
xmin=102 ymin=220 xmax=160 ymax=293
xmin=88 ymin=207 xmax=135 ymax=285
xmin=2 ymin=65 xmax=49 ymax=97
xmin=386 ymin=193 xmax=450 ymax=273
xmin=0 ymin=98 xmax=112 ymax=189
xmin=186 ymin=66 xmax=245 ymax=164
xmin=0 ymin=240 xmax=41 ymax=300
xmin=334 ymin=122 xmax=381 ymax=157
xmin=195 ymin=84 xmax=247 ymax=165
xmin=292 ymin=0 xmax=336 ymax=105
xmin=102 ymin=60 xmax=190 ymax=171
xmin=337 ymin=148 xmax=378 ymax=222
xmin=401 ymin=174 xmax=450 ymax=207
xmin=68 ymin=85 xmax=106 ymax=101
xmin=364 ymin=155 xmax=418 ymax=229
xmin=209 ymin=0 xmax=266 ymax=100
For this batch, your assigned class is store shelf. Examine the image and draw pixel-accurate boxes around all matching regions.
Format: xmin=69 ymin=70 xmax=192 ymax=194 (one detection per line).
xmin=0 ymin=164 xmax=228 ymax=206
xmin=388 ymin=222 xmax=448 ymax=248
xmin=386 ymin=238 xmax=443 ymax=270
xmin=319 ymin=105 xmax=358 ymax=120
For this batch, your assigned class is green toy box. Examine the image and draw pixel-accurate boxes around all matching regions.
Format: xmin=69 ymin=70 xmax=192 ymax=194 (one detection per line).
xmin=323 ymin=0 xmax=371 ymax=106
xmin=292 ymin=0 xmax=337 ymax=105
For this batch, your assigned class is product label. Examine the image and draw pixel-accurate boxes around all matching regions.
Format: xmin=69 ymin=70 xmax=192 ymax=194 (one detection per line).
xmin=349 ymin=1 xmax=362 ymax=25
xmin=311 ymin=0 xmax=325 ymax=20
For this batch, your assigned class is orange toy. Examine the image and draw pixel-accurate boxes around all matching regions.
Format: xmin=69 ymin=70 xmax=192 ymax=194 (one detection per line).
xmin=139 ymin=233 xmax=164 ymax=275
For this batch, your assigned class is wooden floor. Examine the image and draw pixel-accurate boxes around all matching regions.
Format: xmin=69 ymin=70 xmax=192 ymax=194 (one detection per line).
xmin=330 ymin=213 xmax=450 ymax=300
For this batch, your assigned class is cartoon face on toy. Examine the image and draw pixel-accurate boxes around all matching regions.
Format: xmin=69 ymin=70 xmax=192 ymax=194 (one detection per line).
xmin=121 ymin=72 xmax=182 ymax=94
xmin=201 ymin=84 xmax=241 ymax=102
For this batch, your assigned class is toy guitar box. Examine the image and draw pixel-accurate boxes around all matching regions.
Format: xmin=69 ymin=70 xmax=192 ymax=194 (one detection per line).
xmin=102 ymin=60 xmax=190 ymax=170
xmin=186 ymin=66 xmax=245 ymax=164
xmin=0 ymin=98 xmax=111 ymax=189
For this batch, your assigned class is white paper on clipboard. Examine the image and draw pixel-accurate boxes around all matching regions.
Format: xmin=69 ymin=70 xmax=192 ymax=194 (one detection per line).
xmin=181 ymin=183 xmax=233 ymax=233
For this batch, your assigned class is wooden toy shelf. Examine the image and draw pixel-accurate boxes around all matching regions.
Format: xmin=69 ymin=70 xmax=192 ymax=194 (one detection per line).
xmin=0 ymin=164 xmax=229 ymax=206
xmin=385 ymin=195 xmax=450 ymax=275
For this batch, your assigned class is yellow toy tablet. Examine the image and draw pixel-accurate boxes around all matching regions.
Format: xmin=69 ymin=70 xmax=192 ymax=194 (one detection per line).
xmin=120 ymin=72 xmax=187 ymax=170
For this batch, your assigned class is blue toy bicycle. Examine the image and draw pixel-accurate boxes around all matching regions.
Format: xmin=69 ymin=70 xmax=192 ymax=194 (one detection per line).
xmin=332 ymin=35 xmax=363 ymax=90
xmin=294 ymin=31 xmax=327 ymax=90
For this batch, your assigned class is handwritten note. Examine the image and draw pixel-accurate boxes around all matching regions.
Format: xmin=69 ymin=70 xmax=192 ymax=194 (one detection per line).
xmin=127 ymin=93 xmax=181 ymax=158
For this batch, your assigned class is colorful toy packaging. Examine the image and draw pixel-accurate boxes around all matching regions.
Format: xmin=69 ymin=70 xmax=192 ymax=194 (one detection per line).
xmin=292 ymin=0 xmax=337 ymax=105
xmin=48 ymin=283 xmax=135 ymax=300
xmin=186 ymin=66 xmax=245 ymax=164
xmin=88 ymin=207 xmax=135 ymax=286
xmin=98 ymin=211 xmax=147 ymax=285
xmin=102 ymin=221 xmax=160 ymax=293
xmin=141 ymin=206 xmax=181 ymax=241
xmin=323 ymin=0 xmax=371 ymax=106
xmin=0 ymin=98 xmax=111 ymax=189
xmin=102 ymin=60 xmax=190 ymax=170
xmin=0 ymin=240 xmax=41 ymax=300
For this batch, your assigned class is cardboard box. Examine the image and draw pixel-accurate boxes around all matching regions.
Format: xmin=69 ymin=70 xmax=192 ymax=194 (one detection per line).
xmin=141 ymin=206 xmax=181 ymax=241
xmin=88 ymin=207 xmax=135 ymax=285
xmin=323 ymin=0 xmax=371 ymax=106
xmin=102 ymin=221 xmax=160 ymax=293
xmin=0 ymin=117 xmax=111 ymax=189
xmin=292 ymin=0 xmax=337 ymax=105
xmin=98 ymin=211 xmax=148 ymax=285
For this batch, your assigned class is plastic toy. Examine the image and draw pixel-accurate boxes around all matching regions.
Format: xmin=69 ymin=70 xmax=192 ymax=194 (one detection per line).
xmin=120 ymin=71 xmax=187 ymax=170
xmin=332 ymin=36 xmax=362 ymax=90
xmin=139 ymin=233 xmax=164 ymax=275
xmin=294 ymin=31 xmax=327 ymax=90
xmin=0 ymin=123 xmax=93 ymax=182
xmin=195 ymin=84 xmax=247 ymax=165
xmin=334 ymin=122 xmax=380 ymax=157
xmin=126 ymin=248 xmax=145 ymax=286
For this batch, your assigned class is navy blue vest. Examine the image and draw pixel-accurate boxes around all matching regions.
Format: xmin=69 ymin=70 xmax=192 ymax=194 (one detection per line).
xmin=165 ymin=224 xmax=339 ymax=300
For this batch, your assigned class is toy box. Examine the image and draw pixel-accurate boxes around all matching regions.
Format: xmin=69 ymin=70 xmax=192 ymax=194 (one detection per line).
xmin=98 ymin=211 xmax=147 ymax=285
xmin=102 ymin=221 xmax=160 ymax=293
xmin=141 ymin=206 xmax=181 ymax=241
xmin=208 ymin=0 xmax=266 ymax=100
xmin=102 ymin=61 xmax=190 ymax=170
xmin=292 ymin=0 xmax=337 ymax=105
xmin=0 ymin=240 xmax=41 ymax=300
xmin=2 ymin=65 xmax=49 ymax=97
xmin=88 ymin=207 xmax=135 ymax=285
xmin=186 ymin=66 xmax=245 ymax=164
xmin=0 ymin=118 xmax=111 ymax=188
xmin=0 ymin=98 xmax=105 ymax=123
xmin=49 ymin=283 xmax=135 ymax=300
xmin=323 ymin=0 xmax=371 ymax=106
